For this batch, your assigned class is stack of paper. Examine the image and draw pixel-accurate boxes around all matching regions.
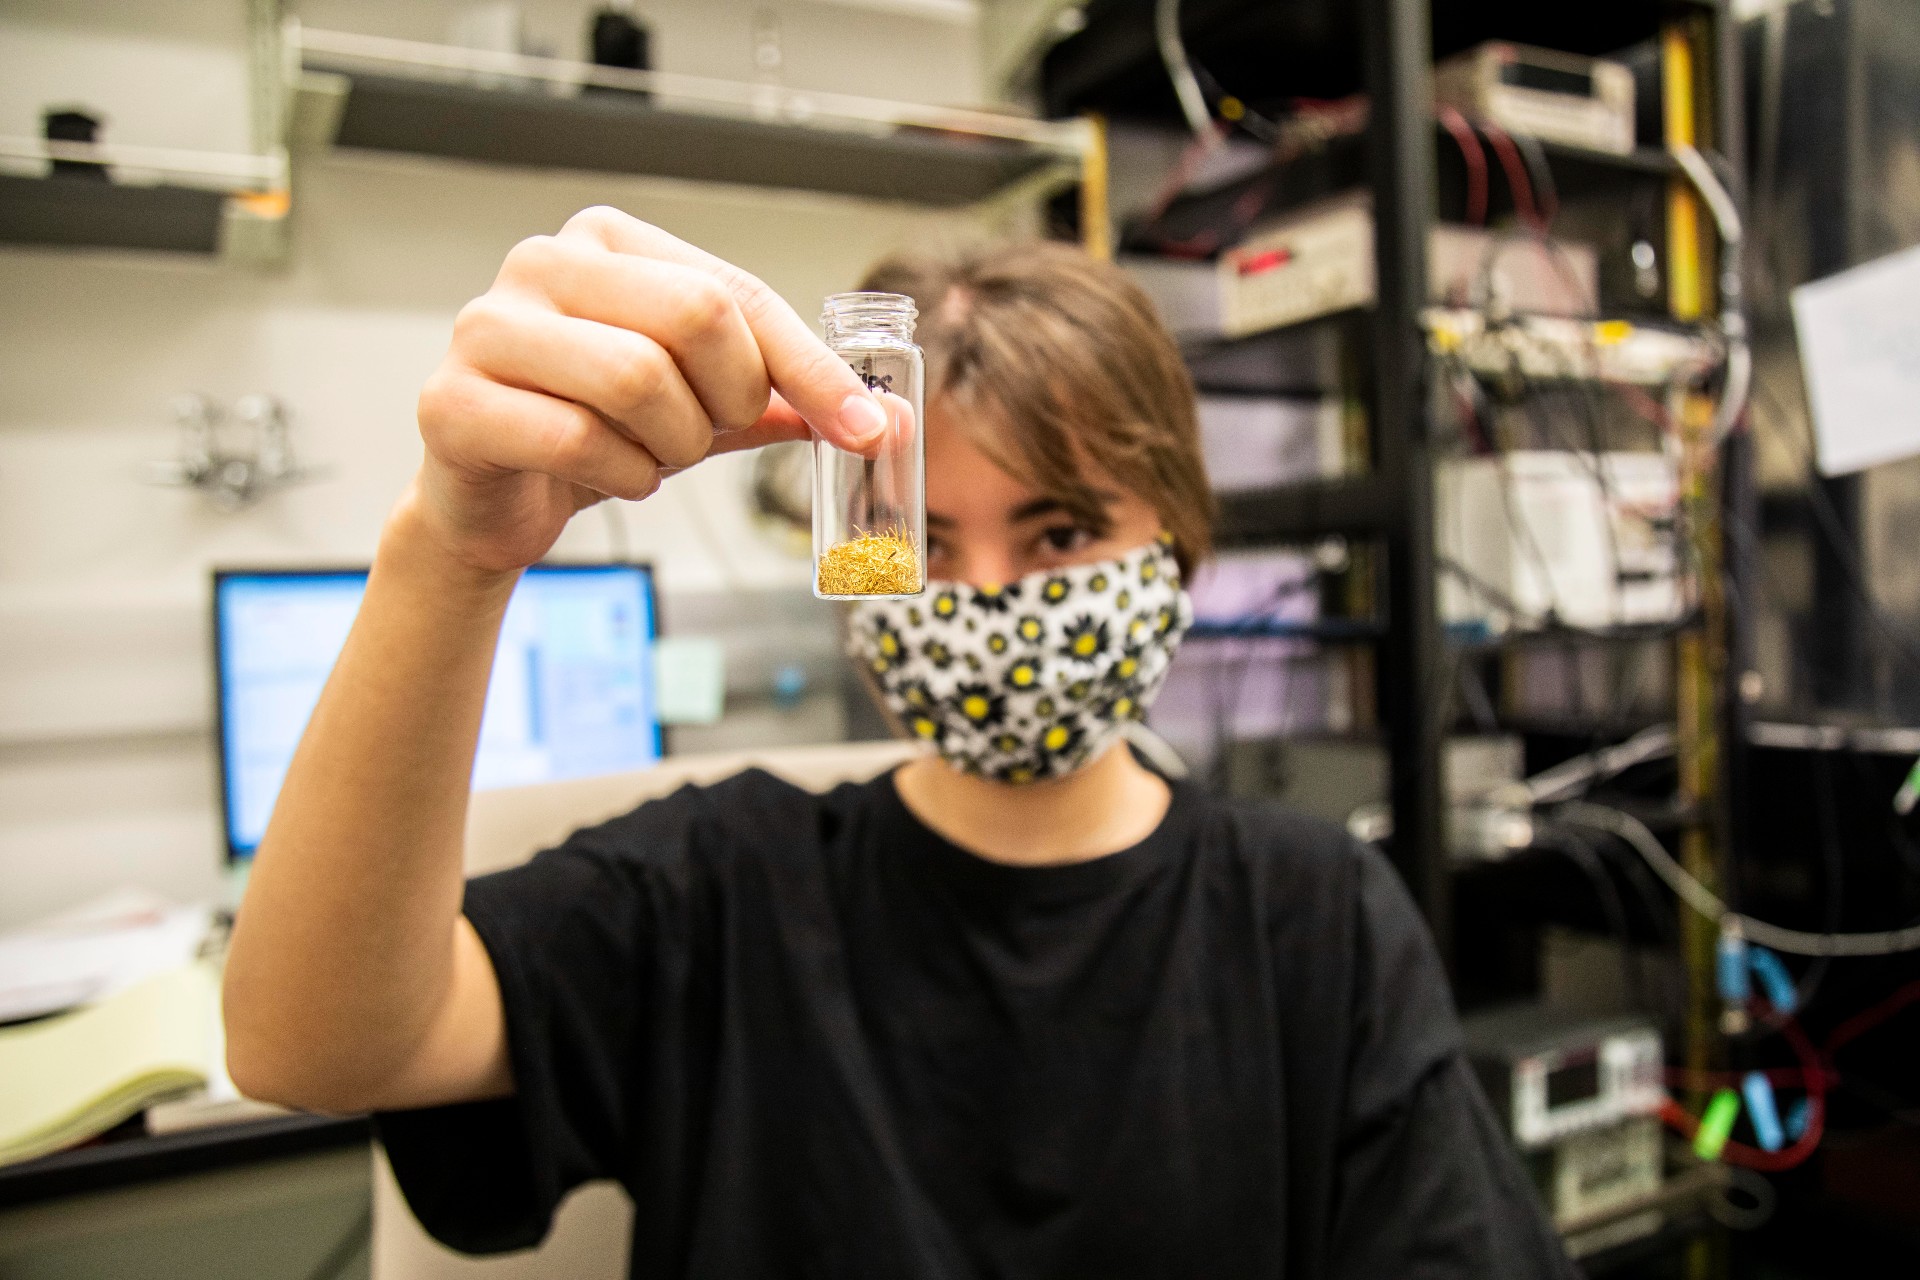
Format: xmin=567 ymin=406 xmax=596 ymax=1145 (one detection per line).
xmin=0 ymin=962 xmax=219 ymax=1167
xmin=0 ymin=889 xmax=213 ymax=1024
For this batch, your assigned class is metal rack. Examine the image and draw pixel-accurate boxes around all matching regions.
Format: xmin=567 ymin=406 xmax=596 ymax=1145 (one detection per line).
xmin=1043 ymin=0 xmax=1745 ymax=971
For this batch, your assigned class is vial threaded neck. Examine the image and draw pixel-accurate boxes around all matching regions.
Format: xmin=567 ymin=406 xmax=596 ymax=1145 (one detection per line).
xmin=822 ymin=292 xmax=917 ymax=345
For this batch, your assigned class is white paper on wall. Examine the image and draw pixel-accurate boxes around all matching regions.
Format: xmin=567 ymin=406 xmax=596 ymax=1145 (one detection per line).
xmin=1792 ymin=241 xmax=1920 ymax=477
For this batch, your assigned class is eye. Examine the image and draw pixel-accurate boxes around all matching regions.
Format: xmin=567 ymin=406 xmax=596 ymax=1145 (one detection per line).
xmin=1040 ymin=525 xmax=1094 ymax=555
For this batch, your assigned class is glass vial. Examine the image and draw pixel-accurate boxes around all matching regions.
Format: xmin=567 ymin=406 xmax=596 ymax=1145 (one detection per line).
xmin=813 ymin=292 xmax=926 ymax=599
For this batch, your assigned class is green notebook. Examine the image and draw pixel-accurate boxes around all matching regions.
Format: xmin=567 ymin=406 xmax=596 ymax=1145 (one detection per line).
xmin=0 ymin=962 xmax=218 ymax=1167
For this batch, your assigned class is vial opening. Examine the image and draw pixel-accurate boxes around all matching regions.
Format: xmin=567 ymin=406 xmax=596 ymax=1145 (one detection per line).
xmin=822 ymin=292 xmax=918 ymax=345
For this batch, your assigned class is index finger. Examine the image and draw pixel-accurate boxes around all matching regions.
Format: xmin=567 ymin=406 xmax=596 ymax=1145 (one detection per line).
xmin=557 ymin=207 xmax=888 ymax=453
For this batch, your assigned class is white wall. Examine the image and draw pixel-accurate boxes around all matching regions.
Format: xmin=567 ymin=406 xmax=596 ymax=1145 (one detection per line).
xmin=0 ymin=0 xmax=992 ymax=927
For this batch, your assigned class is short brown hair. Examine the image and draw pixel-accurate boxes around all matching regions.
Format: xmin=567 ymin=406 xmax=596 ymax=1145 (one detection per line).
xmin=858 ymin=242 xmax=1214 ymax=578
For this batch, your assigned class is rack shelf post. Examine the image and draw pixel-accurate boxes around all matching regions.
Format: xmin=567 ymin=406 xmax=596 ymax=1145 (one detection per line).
xmin=1362 ymin=0 xmax=1449 ymax=950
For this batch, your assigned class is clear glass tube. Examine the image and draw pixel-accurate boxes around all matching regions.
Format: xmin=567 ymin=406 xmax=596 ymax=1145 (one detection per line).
xmin=813 ymin=292 xmax=926 ymax=599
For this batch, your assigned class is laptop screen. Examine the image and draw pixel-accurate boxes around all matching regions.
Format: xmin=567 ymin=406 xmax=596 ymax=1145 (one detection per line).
xmin=213 ymin=564 xmax=661 ymax=860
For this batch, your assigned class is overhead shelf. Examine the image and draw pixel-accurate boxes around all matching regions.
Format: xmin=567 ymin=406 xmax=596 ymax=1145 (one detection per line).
xmin=0 ymin=174 xmax=225 ymax=254
xmin=292 ymin=27 xmax=1088 ymax=207
xmin=0 ymin=138 xmax=287 ymax=260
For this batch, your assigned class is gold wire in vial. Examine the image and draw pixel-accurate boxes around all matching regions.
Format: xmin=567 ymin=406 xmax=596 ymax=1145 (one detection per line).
xmin=816 ymin=525 xmax=921 ymax=597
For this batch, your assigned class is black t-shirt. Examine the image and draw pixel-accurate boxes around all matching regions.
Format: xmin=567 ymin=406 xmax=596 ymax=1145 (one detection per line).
xmin=377 ymin=766 xmax=1576 ymax=1279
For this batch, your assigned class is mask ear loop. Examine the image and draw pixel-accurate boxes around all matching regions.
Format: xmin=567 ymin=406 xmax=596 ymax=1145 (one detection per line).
xmin=1122 ymin=722 xmax=1191 ymax=779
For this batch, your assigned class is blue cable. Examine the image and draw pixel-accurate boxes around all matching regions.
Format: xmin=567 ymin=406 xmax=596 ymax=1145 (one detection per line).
xmin=1742 ymin=1071 xmax=1786 ymax=1153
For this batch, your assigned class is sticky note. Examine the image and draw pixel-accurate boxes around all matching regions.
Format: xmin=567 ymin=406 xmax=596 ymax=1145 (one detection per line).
xmin=1793 ymin=242 xmax=1920 ymax=476
xmin=652 ymin=637 xmax=725 ymax=725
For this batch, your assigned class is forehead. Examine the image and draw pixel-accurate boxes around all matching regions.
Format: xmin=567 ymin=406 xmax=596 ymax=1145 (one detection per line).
xmin=922 ymin=397 xmax=1122 ymax=517
xmin=923 ymin=406 xmax=1037 ymax=514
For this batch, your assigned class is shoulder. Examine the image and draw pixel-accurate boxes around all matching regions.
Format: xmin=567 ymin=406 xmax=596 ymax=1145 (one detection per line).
xmin=1190 ymin=789 xmax=1440 ymax=984
xmin=1190 ymin=787 xmax=1375 ymax=901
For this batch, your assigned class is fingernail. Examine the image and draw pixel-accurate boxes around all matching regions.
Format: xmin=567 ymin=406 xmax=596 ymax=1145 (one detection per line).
xmin=839 ymin=392 xmax=888 ymax=447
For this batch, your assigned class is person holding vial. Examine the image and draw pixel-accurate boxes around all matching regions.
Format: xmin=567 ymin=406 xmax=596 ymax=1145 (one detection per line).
xmin=222 ymin=207 xmax=1576 ymax=1279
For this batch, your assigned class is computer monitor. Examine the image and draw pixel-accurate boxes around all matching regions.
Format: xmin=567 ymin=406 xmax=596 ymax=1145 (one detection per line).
xmin=213 ymin=563 xmax=662 ymax=860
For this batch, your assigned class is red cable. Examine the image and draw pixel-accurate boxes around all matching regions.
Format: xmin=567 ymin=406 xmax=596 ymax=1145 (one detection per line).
xmin=1435 ymin=107 xmax=1489 ymax=227
xmin=1479 ymin=121 xmax=1543 ymax=231
xmin=1661 ymin=1015 xmax=1829 ymax=1172
xmin=1141 ymin=118 xmax=1232 ymax=227
xmin=1825 ymin=978 xmax=1920 ymax=1057
xmin=1449 ymin=383 xmax=1491 ymax=454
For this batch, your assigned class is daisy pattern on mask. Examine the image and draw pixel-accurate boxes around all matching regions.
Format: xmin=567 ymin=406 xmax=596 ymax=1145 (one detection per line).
xmin=1036 ymin=720 xmax=1085 ymax=763
xmin=951 ymin=682 xmax=1006 ymax=730
xmin=1006 ymin=656 xmax=1043 ymax=690
xmin=868 ymin=617 xmax=903 ymax=674
xmin=1060 ymin=616 xmax=1109 ymax=663
xmin=921 ymin=636 xmax=955 ymax=669
xmin=931 ymin=589 xmax=960 ymax=621
xmin=898 ymin=679 xmax=934 ymax=713
xmin=972 ymin=581 xmax=1017 ymax=613
xmin=1015 ymin=614 xmax=1044 ymax=644
xmin=1041 ymin=576 xmax=1071 ymax=604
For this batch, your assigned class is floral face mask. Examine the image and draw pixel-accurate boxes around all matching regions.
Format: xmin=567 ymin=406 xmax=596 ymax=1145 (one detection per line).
xmin=847 ymin=535 xmax=1192 ymax=784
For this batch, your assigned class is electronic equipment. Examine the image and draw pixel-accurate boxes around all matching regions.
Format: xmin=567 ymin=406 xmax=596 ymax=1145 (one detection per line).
xmin=1218 ymin=194 xmax=1598 ymax=338
xmin=1119 ymin=254 xmax=1224 ymax=340
xmin=1196 ymin=395 xmax=1347 ymax=493
xmin=213 ymin=563 xmax=662 ymax=860
xmin=1434 ymin=41 xmax=1637 ymax=155
xmin=1465 ymin=1005 xmax=1664 ymax=1147
xmin=1436 ymin=451 xmax=1682 ymax=635
xmin=1425 ymin=308 xmax=1719 ymax=388
xmin=1339 ymin=735 xmax=1535 ymax=860
xmin=1462 ymin=1005 xmax=1666 ymax=1237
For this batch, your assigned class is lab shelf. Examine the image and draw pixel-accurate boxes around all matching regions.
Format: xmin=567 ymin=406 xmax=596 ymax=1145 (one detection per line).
xmin=0 ymin=137 xmax=286 ymax=259
xmin=294 ymin=28 xmax=1086 ymax=207
xmin=1182 ymin=308 xmax=1360 ymax=397
xmin=1123 ymin=130 xmax=1680 ymax=259
xmin=0 ymin=174 xmax=226 ymax=255
xmin=1186 ymin=617 xmax=1387 ymax=643
xmin=1215 ymin=475 xmax=1395 ymax=544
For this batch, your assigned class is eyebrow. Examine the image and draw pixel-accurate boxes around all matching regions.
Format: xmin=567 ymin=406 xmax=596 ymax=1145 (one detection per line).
xmin=926 ymin=491 xmax=1123 ymax=528
xmin=1010 ymin=492 xmax=1120 ymax=523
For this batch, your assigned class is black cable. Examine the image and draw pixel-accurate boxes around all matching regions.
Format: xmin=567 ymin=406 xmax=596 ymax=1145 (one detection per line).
xmin=1583 ymin=815 xmax=1678 ymax=948
xmin=1803 ymin=748 xmax=1846 ymax=1008
xmin=1186 ymin=58 xmax=1284 ymax=145
xmin=1507 ymin=131 xmax=1560 ymax=227
xmin=1199 ymin=573 xmax=1318 ymax=790
xmin=1534 ymin=820 xmax=1646 ymax=1010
